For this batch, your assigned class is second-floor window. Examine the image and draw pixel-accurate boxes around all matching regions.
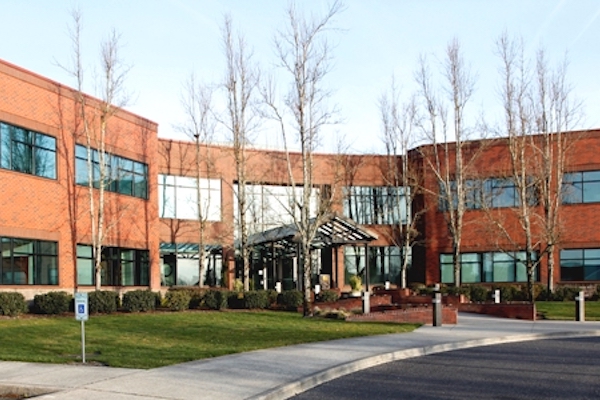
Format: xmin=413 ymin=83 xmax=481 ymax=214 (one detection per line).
xmin=0 ymin=122 xmax=56 ymax=179
xmin=75 ymin=144 xmax=148 ymax=199
xmin=158 ymin=174 xmax=221 ymax=221
xmin=344 ymin=186 xmax=408 ymax=225
xmin=562 ymin=170 xmax=600 ymax=204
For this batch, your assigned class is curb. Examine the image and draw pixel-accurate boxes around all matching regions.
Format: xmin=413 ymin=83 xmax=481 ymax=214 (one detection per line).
xmin=250 ymin=330 xmax=600 ymax=400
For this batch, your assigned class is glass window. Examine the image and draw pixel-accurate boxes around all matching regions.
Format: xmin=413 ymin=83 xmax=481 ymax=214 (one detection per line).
xmin=159 ymin=174 xmax=222 ymax=221
xmin=0 ymin=122 xmax=57 ymax=179
xmin=562 ymin=171 xmax=600 ymax=204
xmin=76 ymin=245 xmax=149 ymax=286
xmin=0 ymin=236 xmax=58 ymax=285
xmin=439 ymin=251 xmax=537 ymax=284
xmin=344 ymin=186 xmax=408 ymax=225
xmin=561 ymin=248 xmax=600 ymax=281
xmin=75 ymin=144 xmax=148 ymax=199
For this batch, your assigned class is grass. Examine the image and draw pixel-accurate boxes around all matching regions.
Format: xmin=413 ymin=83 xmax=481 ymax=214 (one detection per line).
xmin=536 ymin=301 xmax=600 ymax=321
xmin=0 ymin=310 xmax=419 ymax=369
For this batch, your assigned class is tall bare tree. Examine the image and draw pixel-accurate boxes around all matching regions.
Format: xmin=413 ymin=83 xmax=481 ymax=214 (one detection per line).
xmin=415 ymin=39 xmax=478 ymax=287
xmin=379 ymin=78 xmax=422 ymax=288
xmin=180 ymin=74 xmax=216 ymax=287
xmin=64 ymin=10 xmax=131 ymax=290
xmin=493 ymin=34 xmax=582 ymax=300
xmin=221 ymin=15 xmax=260 ymax=291
xmin=263 ymin=1 xmax=343 ymax=315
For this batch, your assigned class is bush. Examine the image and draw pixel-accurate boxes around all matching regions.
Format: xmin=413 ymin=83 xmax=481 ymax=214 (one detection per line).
xmin=88 ymin=290 xmax=119 ymax=314
xmin=33 ymin=291 xmax=72 ymax=314
xmin=318 ymin=289 xmax=340 ymax=303
xmin=0 ymin=292 xmax=28 ymax=316
xmin=164 ymin=290 xmax=192 ymax=311
xmin=279 ymin=290 xmax=303 ymax=309
xmin=551 ymin=286 xmax=581 ymax=301
xmin=122 ymin=290 xmax=156 ymax=312
xmin=313 ymin=307 xmax=349 ymax=320
xmin=204 ymin=290 xmax=229 ymax=310
xmin=349 ymin=275 xmax=362 ymax=292
xmin=468 ymin=285 xmax=489 ymax=303
xmin=244 ymin=291 xmax=270 ymax=309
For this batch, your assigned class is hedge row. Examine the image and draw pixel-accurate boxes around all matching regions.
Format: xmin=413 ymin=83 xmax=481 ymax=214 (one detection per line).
xmin=413 ymin=283 xmax=600 ymax=302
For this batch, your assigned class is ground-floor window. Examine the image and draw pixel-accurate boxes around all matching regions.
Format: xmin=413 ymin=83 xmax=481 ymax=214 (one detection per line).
xmin=344 ymin=246 xmax=408 ymax=285
xmin=160 ymin=243 xmax=222 ymax=287
xmin=560 ymin=249 xmax=600 ymax=281
xmin=0 ymin=236 xmax=57 ymax=285
xmin=440 ymin=251 xmax=537 ymax=284
xmin=77 ymin=245 xmax=149 ymax=286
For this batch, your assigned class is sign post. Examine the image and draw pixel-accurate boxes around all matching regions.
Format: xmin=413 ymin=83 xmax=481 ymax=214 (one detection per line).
xmin=75 ymin=292 xmax=89 ymax=363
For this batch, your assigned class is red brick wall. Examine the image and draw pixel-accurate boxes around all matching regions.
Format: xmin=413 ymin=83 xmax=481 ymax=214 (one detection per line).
xmin=459 ymin=303 xmax=536 ymax=320
xmin=0 ymin=59 xmax=159 ymax=296
xmin=347 ymin=306 xmax=457 ymax=324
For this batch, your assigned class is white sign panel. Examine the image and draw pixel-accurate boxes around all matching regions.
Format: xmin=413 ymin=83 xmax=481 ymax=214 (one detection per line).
xmin=75 ymin=292 xmax=89 ymax=321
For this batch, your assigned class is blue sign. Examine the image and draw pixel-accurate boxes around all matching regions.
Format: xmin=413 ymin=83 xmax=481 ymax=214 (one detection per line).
xmin=75 ymin=293 xmax=89 ymax=321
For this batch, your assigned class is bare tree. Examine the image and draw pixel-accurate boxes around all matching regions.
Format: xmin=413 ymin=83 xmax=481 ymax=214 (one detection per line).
xmin=179 ymin=74 xmax=216 ymax=287
xmin=263 ymin=1 xmax=343 ymax=315
xmin=63 ymin=10 xmax=131 ymax=290
xmin=220 ymin=15 xmax=260 ymax=291
xmin=415 ymin=39 xmax=478 ymax=287
xmin=493 ymin=34 xmax=582 ymax=300
xmin=379 ymin=78 xmax=422 ymax=288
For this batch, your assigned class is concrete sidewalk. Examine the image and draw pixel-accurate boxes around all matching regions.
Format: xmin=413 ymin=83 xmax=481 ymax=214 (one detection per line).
xmin=1 ymin=313 xmax=600 ymax=399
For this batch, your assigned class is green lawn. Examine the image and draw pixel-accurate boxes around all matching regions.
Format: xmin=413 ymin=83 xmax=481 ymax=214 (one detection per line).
xmin=536 ymin=301 xmax=600 ymax=321
xmin=0 ymin=311 xmax=418 ymax=369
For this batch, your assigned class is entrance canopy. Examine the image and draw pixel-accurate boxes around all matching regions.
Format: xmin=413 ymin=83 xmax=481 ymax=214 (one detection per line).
xmin=246 ymin=213 xmax=378 ymax=251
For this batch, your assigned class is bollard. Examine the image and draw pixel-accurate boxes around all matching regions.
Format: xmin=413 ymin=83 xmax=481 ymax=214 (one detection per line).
xmin=433 ymin=288 xmax=442 ymax=327
xmin=494 ymin=289 xmax=500 ymax=304
xmin=576 ymin=290 xmax=585 ymax=322
xmin=362 ymin=291 xmax=370 ymax=314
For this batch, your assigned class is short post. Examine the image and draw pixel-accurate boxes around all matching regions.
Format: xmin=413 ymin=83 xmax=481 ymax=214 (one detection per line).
xmin=493 ymin=289 xmax=501 ymax=304
xmin=385 ymin=280 xmax=390 ymax=290
xmin=362 ymin=290 xmax=370 ymax=314
xmin=576 ymin=290 xmax=585 ymax=322
xmin=314 ymin=284 xmax=321 ymax=302
xmin=433 ymin=284 xmax=442 ymax=327
xmin=275 ymin=282 xmax=282 ymax=293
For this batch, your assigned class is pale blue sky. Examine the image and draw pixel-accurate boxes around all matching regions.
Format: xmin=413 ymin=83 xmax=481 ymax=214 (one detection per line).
xmin=1 ymin=0 xmax=599 ymax=153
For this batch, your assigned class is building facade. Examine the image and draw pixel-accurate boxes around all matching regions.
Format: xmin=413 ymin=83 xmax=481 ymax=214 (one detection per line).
xmin=1 ymin=59 xmax=599 ymax=298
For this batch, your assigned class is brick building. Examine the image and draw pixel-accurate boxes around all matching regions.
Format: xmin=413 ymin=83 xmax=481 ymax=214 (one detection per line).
xmin=1 ymin=59 xmax=599 ymax=299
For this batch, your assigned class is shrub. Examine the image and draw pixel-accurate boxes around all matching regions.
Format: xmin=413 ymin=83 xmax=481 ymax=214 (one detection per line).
xmin=244 ymin=291 xmax=270 ymax=309
xmin=227 ymin=291 xmax=245 ymax=309
xmin=164 ymin=290 xmax=192 ymax=311
xmin=279 ymin=290 xmax=303 ymax=309
xmin=266 ymin=289 xmax=279 ymax=307
xmin=122 ymin=290 xmax=156 ymax=312
xmin=88 ymin=290 xmax=119 ymax=314
xmin=204 ymin=290 xmax=229 ymax=310
xmin=313 ymin=307 xmax=349 ymax=320
xmin=318 ymin=289 xmax=340 ymax=303
xmin=468 ymin=285 xmax=489 ymax=303
xmin=349 ymin=275 xmax=362 ymax=292
xmin=0 ymin=292 xmax=28 ymax=316
xmin=33 ymin=291 xmax=72 ymax=315
xmin=551 ymin=286 xmax=581 ymax=301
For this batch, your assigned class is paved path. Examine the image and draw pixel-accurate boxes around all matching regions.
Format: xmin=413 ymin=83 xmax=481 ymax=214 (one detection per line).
xmin=0 ymin=314 xmax=599 ymax=399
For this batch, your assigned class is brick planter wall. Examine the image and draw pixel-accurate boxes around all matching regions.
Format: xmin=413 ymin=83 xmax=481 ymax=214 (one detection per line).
xmin=458 ymin=303 xmax=536 ymax=320
xmin=346 ymin=306 xmax=457 ymax=325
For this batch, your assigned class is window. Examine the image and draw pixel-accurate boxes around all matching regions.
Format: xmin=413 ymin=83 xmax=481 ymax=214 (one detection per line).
xmin=0 ymin=122 xmax=56 ymax=179
xmin=440 ymin=251 xmax=536 ymax=284
xmin=160 ymin=244 xmax=223 ymax=287
xmin=344 ymin=246 xmax=407 ymax=285
xmin=0 ymin=237 xmax=58 ymax=285
xmin=76 ymin=245 xmax=149 ymax=286
xmin=439 ymin=178 xmax=536 ymax=211
xmin=158 ymin=174 xmax=221 ymax=221
xmin=560 ymin=249 xmax=600 ymax=281
xmin=344 ymin=186 xmax=408 ymax=224
xmin=75 ymin=144 xmax=148 ymax=199
xmin=235 ymin=184 xmax=319 ymax=236
xmin=562 ymin=171 xmax=600 ymax=204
